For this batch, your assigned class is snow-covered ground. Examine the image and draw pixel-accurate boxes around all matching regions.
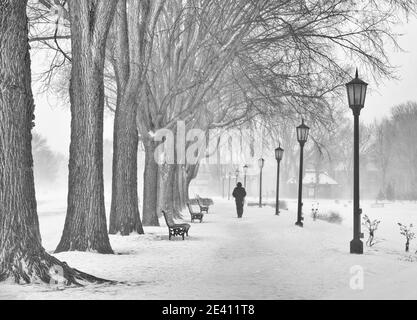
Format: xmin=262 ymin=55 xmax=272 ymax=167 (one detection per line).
xmin=1 ymin=197 xmax=417 ymax=299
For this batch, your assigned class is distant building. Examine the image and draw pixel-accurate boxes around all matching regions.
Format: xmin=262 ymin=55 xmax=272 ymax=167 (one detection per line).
xmin=287 ymin=170 xmax=338 ymax=199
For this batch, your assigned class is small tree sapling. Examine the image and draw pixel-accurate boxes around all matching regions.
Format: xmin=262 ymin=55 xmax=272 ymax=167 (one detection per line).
xmin=397 ymin=223 xmax=415 ymax=252
xmin=311 ymin=202 xmax=319 ymax=221
xmin=362 ymin=215 xmax=381 ymax=247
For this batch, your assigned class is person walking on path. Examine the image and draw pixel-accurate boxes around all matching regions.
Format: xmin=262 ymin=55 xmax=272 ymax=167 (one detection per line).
xmin=232 ymin=182 xmax=247 ymax=218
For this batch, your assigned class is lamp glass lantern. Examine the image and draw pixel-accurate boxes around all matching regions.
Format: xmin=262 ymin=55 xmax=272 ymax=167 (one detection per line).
xmin=346 ymin=69 xmax=368 ymax=113
xmin=243 ymin=165 xmax=248 ymax=174
xmin=258 ymin=158 xmax=265 ymax=169
xmin=275 ymin=146 xmax=284 ymax=161
xmin=296 ymin=119 xmax=310 ymax=144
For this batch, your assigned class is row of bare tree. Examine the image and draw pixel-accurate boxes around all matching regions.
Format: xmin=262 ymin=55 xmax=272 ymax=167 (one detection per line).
xmin=370 ymin=102 xmax=417 ymax=200
xmin=1 ymin=0 xmax=416 ymax=284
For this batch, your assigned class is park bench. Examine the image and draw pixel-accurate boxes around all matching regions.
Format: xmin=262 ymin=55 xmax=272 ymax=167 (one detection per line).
xmin=195 ymin=195 xmax=210 ymax=213
xmin=196 ymin=198 xmax=209 ymax=214
xmin=162 ymin=210 xmax=190 ymax=240
xmin=186 ymin=203 xmax=204 ymax=223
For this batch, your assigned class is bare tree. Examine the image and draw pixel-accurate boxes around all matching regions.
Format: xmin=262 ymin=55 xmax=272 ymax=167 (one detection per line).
xmin=32 ymin=133 xmax=62 ymax=184
xmin=0 ymin=0 xmax=107 ymax=284
xmin=398 ymin=223 xmax=415 ymax=253
xmin=27 ymin=0 xmax=71 ymax=97
xmin=367 ymin=103 xmax=417 ymax=200
xmin=28 ymin=0 xmax=417 ymax=236
xmin=55 ymin=0 xmax=118 ymax=254
xmin=175 ymin=0 xmax=417 ymax=205
xmin=107 ymin=0 xmax=162 ymax=235
xmin=140 ymin=0 xmax=265 ymax=220
xmin=362 ymin=215 xmax=381 ymax=247
xmin=389 ymin=103 xmax=417 ymax=199
xmin=370 ymin=119 xmax=392 ymax=195
xmin=104 ymin=0 xmax=165 ymax=230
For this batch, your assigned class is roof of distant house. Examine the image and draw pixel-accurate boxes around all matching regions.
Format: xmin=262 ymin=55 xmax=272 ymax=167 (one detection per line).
xmin=287 ymin=170 xmax=338 ymax=185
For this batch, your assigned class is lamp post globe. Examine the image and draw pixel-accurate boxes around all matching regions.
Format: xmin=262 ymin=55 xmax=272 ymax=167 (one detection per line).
xmin=258 ymin=158 xmax=265 ymax=169
xmin=296 ymin=119 xmax=310 ymax=146
xmin=346 ymin=69 xmax=368 ymax=115
xmin=275 ymin=146 xmax=284 ymax=161
xmin=296 ymin=120 xmax=309 ymax=227
xmin=346 ymin=69 xmax=368 ymax=254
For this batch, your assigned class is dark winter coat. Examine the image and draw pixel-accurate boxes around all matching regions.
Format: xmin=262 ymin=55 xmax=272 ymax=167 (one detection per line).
xmin=232 ymin=186 xmax=246 ymax=203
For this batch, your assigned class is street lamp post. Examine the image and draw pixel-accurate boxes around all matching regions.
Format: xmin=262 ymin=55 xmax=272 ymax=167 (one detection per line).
xmin=346 ymin=69 xmax=368 ymax=254
xmin=258 ymin=158 xmax=265 ymax=208
xmin=228 ymin=172 xmax=232 ymax=200
xmin=222 ymin=176 xmax=225 ymax=198
xmin=295 ymin=119 xmax=310 ymax=227
xmin=243 ymin=165 xmax=248 ymax=188
xmin=275 ymin=145 xmax=284 ymax=215
xmin=235 ymin=168 xmax=240 ymax=185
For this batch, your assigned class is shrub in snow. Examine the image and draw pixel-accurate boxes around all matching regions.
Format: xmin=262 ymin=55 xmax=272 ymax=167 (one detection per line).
xmin=317 ymin=210 xmax=343 ymax=224
xmin=362 ymin=215 xmax=381 ymax=247
xmin=397 ymin=223 xmax=415 ymax=252
xmin=326 ymin=211 xmax=343 ymax=224
xmin=311 ymin=202 xmax=319 ymax=221
xmin=399 ymin=255 xmax=417 ymax=263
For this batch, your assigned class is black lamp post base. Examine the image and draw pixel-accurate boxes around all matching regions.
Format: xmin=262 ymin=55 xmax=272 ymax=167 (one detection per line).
xmin=295 ymin=221 xmax=303 ymax=227
xmin=350 ymin=239 xmax=363 ymax=254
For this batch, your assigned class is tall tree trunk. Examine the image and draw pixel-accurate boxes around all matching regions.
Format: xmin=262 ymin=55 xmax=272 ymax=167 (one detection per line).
xmin=156 ymin=123 xmax=179 ymax=218
xmin=183 ymin=169 xmax=190 ymax=203
xmin=108 ymin=0 xmax=157 ymax=234
xmin=108 ymin=0 xmax=145 ymax=235
xmin=177 ymin=165 xmax=187 ymax=209
xmin=185 ymin=177 xmax=191 ymax=203
xmin=142 ymin=139 xmax=159 ymax=226
xmin=0 ymin=0 xmax=106 ymax=284
xmin=185 ymin=163 xmax=199 ymax=201
xmin=56 ymin=0 xmax=117 ymax=254
xmin=173 ymin=165 xmax=183 ymax=216
xmin=157 ymin=164 xmax=176 ymax=217
xmin=109 ymin=100 xmax=143 ymax=234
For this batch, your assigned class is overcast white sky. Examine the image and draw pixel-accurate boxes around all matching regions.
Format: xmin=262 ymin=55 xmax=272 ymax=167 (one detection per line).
xmin=363 ymin=17 xmax=417 ymax=123
xmin=31 ymin=17 xmax=417 ymax=155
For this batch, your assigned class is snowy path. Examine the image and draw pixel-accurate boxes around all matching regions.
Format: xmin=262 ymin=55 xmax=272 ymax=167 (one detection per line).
xmin=2 ymin=199 xmax=417 ymax=299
